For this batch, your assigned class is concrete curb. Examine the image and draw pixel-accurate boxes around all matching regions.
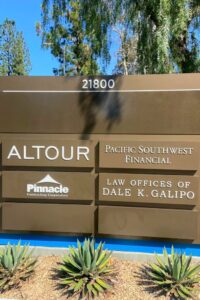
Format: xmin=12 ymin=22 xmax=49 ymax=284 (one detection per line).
xmin=1 ymin=245 xmax=197 ymax=263
xmin=31 ymin=246 xmax=159 ymax=262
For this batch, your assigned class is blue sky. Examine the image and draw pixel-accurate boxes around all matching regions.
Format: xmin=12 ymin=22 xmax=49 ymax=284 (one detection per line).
xmin=0 ymin=0 xmax=58 ymax=75
xmin=0 ymin=0 xmax=117 ymax=75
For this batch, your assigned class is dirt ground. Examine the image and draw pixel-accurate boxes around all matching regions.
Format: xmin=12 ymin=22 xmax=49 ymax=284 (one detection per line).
xmin=1 ymin=256 xmax=200 ymax=300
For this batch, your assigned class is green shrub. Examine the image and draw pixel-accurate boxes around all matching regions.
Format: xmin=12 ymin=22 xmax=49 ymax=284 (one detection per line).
xmin=148 ymin=246 xmax=200 ymax=299
xmin=0 ymin=242 xmax=37 ymax=292
xmin=59 ymin=239 xmax=114 ymax=299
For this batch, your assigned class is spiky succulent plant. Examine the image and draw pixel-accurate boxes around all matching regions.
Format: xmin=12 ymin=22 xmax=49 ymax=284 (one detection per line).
xmin=59 ymin=239 xmax=114 ymax=299
xmin=148 ymin=246 xmax=200 ymax=299
xmin=0 ymin=242 xmax=37 ymax=292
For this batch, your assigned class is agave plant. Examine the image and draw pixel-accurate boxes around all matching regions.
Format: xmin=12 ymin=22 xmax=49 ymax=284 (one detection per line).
xmin=59 ymin=239 xmax=114 ymax=299
xmin=148 ymin=246 xmax=200 ymax=299
xmin=0 ymin=242 xmax=37 ymax=292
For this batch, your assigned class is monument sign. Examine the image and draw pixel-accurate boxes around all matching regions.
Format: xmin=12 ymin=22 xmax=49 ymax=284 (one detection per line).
xmin=0 ymin=74 xmax=199 ymax=242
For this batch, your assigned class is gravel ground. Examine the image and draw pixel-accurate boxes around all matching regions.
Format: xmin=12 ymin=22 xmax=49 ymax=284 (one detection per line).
xmin=1 ymin=256 xmax=199 ymax=300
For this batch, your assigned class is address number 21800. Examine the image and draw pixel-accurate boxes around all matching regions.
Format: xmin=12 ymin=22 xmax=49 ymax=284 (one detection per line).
xmin=82 ymin=79 xmax=115 ymax=90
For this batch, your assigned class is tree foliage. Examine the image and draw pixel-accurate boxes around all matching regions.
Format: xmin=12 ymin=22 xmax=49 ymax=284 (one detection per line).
xmin=0 ymin=19 xmax=31 ymax=76
xmin=39 ymin=0 xmax=200 ymax=75
xmin=37 ymin=0 xmax=111 ymax=75
xmin=133 ymin=0 xmax=200 ymax=73
xmin=113 ymin=37 xmax=137 ymax=75
xmin=112 ymin=6 xmax=137 ymax=75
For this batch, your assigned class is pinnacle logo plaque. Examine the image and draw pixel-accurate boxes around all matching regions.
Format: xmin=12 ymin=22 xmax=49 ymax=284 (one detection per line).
xmin=27 ymin=174 xmax=69 ymax=197
xmin=2 ymin=171 xmax=95 ymax=201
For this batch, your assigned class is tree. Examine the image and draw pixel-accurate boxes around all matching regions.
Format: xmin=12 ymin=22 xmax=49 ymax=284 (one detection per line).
xmin=113 ymin=0 xmax=200 ymax=73
xmin=39 ymin=0 xmax=200 ymax=75
xmin=111 ymin=6 xmax=138 ymax=75
xmin=0 ymin=19 xmax=31 ymax=76
xmin=37 ymin=0 xmax=105 ymax=75
xmin=124 ymin=0 xmax=200 ymax=73
xmin=113 ymin=37 xmax=138 ymax=75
